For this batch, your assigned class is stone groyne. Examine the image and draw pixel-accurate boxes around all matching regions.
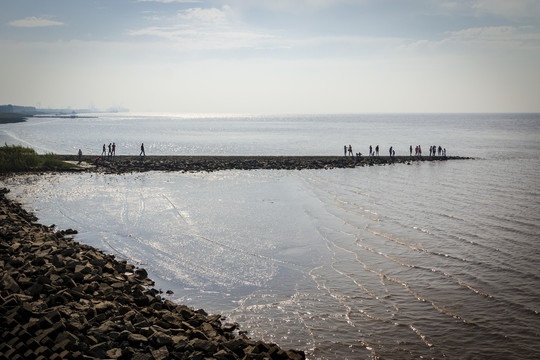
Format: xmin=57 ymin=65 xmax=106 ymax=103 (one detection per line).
xmin=0 ymin=188 xmax=305 ymax=360
xmin=60 ymin=155 xmax=470 ymax=174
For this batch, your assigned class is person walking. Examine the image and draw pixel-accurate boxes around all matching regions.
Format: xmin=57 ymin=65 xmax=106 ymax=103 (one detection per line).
xmin=140 ymin=143 xmax=145 ymax=157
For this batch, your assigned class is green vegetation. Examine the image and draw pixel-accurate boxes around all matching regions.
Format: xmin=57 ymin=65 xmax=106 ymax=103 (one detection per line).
xmin=0 ymin=145 xmax=75 ymax=172
xmin=0 ymin=113 xmax=29 ymax=124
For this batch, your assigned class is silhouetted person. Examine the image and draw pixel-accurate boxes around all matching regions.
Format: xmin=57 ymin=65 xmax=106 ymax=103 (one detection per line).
xmin=140 ymin=143 xmax=145 ymax=157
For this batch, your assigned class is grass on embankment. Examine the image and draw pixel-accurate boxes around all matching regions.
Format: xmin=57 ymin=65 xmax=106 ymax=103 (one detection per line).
xmin=0 ymin=113 xmax=29 ymax=124
xmin=0 ymin=145 xmax=77 ymax=172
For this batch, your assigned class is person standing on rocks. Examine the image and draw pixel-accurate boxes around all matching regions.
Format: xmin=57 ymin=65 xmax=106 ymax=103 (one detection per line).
xmin=78 ymin=149 xmax=82 ymax=164
xmin=101 ymin=144 xmax=106 ymax=156
xmin=140 ymin=143 xmax=145 ymax=157
xmin=389 ymin=146 xmax=393 ymax=157
xmin=348 ymin=145 xmax=353 ymax=157
xmin=112 ymin=142 xmax=116 ymax=158
xmin=344 ymin=145 xmax=347 ymax=156
xmin=410 ymin=145 xmax=413 ymax=156
xmin=376 ymin=145 xmax=379 ymax=156
xmin=108 ymin=143 xmax=112 ymax=159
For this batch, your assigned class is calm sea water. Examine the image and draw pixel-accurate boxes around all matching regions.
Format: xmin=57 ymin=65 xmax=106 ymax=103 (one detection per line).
xmin=2 ymin=113 xmax=539 ymax=359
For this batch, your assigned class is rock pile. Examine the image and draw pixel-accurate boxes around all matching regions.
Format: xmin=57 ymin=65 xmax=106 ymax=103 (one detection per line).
xmin=0 ymin=188 xmax=305 ymax=360
xmin=59 ymin=155 xmax=468 ymax=174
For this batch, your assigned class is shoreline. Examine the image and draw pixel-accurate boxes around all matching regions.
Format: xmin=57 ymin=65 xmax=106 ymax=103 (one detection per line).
xmin=57 ymin=154 xmax=471 ymax=174
xmin=0 ymin=188 xmax=305 ymax=359
xmin=0 ymin=113 xmax=30 ymax=124
xmin=0 ymin=155 xmax=471 ymax=358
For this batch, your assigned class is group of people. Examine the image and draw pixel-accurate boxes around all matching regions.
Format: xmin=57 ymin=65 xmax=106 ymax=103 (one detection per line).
xmin=429 ymin=145 xmax=446 ymax=157
xmin=98 ymin=142 xmax=146 ymax=158
xmin=344 ymin=144 xmax=447 ymax=158
xmin=90 ymin=142 xmax=146 ymax=168
xmin=344 ymin=145 xmax=364 ymax=158
xmin=410 ymin=145 xmax=446 ymax=157
xmin=344 ymin=144 xmax=393 ymax=158
xmin=101 ymin=143 xmax=117 ymax=159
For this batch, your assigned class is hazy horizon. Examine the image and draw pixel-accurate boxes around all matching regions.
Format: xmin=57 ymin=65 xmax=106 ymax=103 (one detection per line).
xmin=1 ymin=0 xmax=539 ymax=114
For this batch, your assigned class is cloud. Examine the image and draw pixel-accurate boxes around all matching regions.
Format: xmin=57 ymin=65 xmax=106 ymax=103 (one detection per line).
xmin=175 ymin=7 xmax=231 ymax=25
xmin=446 ymin=25 xmax=540 ymax=45
xmin=471 ymin=0 xmax=540 ymax=19
xmin=8 ymin=16 xmax=64 ymax=28
xmin=130 ymin=6 xmax=280 ymax=50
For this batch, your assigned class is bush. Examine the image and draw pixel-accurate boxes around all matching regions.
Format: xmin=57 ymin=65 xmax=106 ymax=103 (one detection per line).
xmin=0 ymin=145 xmax=74 ymax=172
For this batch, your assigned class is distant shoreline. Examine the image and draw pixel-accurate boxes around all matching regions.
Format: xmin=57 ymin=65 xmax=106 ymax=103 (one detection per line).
xmin=0 ymin=113 xmax=29 ymax=124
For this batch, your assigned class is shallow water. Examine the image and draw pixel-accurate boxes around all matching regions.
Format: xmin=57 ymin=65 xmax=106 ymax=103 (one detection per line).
xmin=2 ymin=112 xmax=537 ymax=158
xmin=2 ymin=113 xmax=540 ymax=359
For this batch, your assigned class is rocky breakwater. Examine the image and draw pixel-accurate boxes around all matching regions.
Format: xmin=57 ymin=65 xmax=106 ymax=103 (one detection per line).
xmin=61 ymin=155 xmax=469 ymax=174
xmin=0 ymin=188 xmax=305 ymax=360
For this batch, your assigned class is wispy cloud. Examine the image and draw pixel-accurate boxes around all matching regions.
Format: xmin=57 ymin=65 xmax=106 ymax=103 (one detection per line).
xmin=9 ymin=16 xmax=64 ymax=28
xmin=446 ymin=25 xmax=540 ymax=45
xmin=130 ymin=6 xmax=279 ymax=50
xmin=472 ymin=0 xmax=540 ymax=19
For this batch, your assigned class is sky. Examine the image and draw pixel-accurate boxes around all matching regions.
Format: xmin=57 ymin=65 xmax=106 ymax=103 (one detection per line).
xmin=1 ymin=0 xmax=539 ymax=114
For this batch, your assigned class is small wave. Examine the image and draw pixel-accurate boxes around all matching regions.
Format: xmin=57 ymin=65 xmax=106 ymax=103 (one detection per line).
xmin=364 ymin=226 xmax=469 ymax=263
xmin=409 ymin=325 xmax=433 ymax=348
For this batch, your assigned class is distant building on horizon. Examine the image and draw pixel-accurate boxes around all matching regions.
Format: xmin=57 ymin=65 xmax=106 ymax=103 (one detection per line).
xmin=0 ymin=104 xmax=37 ymax=114
xmin=1 ymin=104 xmax=129 ymax=115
